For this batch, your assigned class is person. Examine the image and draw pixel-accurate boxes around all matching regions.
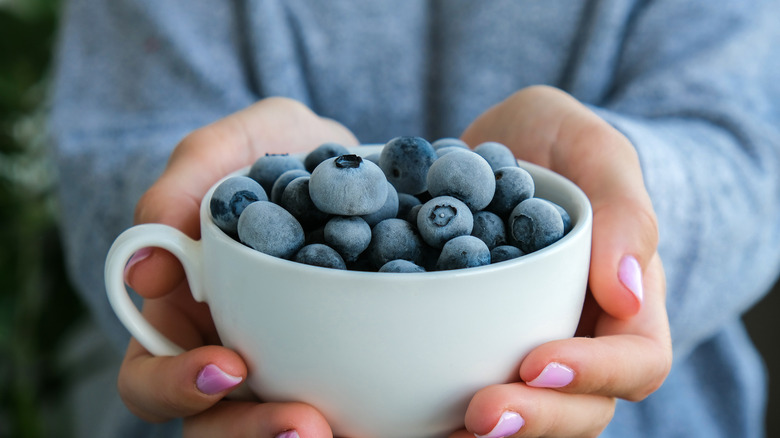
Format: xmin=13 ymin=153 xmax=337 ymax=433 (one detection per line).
xmin=47 ymin=1 xmax=780 ymax=437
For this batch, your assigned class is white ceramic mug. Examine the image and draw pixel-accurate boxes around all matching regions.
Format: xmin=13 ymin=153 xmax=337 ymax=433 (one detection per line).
xmin=105 ymin=145 xmax=592 ymax=438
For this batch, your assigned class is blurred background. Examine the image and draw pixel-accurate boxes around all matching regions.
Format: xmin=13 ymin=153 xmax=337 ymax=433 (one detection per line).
xmin=0 ymin=1 xmax=778 ymax=437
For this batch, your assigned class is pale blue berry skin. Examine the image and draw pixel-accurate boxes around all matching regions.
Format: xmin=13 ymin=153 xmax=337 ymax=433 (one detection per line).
xmin=249 ymin=153 xmax=307 ymax=196
xmin=304 ymin=142 xmax=351 ymax=172
xmin=416 ymin=196 xmax=474 ymax=248
xmin=474 ymin=141 xmax=518 ymax=171
xmin=270 ymin=169 xmax=310 ymax=204
xmin=323 ymin=216 xmax=372 ymax=263
xmin=210 ymin=176 xmax=267 ymax=236
xmin=490 ymin=245 xmax=525 ymax=264
xmin=487 ymin=166 xmax=535 ymax=218
xmin=364 ymin=152 xmax=381 ymax=165
xmin=367 ymin=218 xmax=424 ymax=269
xmin=548 ymin=200 xmax=573 ymax=235
xmin=294 ymin=243 xmax=347 ymax=270
xmin=405 ymin=204 xmax=423 ymax=226
xmin=471 ymin=210 xmax=507 ymax=250
xmin=309 ymin=155 xmax=388 ymax=215
xmin=379 ymin=259 xmax=426 ymax=273
xmin=435 ymin=146 xmax=469 ymax=158
xmin=426 ymin=149 xmax=496 ymax=211
xmin=237 ymin=201 xmax=305 ymax=259
xmin=280 ymin=176 xmax=330 ymax=230
xmin=396 ymin=193 xmax=421 ymax=223
xmin=379 ymin=136 xmax=437 ymax=195
xmin=431 ymin=137 xmax=469 ymax=151
xmin=509 ymin=198 xmax=564 ymax=253
xmin=361 ymin=181 xmax=399 ymax=227
xmin=436 ymin=235 xmax=491 ymax=270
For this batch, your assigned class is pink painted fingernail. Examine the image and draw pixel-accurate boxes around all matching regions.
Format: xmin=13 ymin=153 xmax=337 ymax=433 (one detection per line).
xmin=527 ymin=362 xmax=575 ymax=388
xmin=275 ymin=431 xmax=299 ymax=438
xmin=196 ymin=364 xmax=242 ymax=395
xmin=618 ymin=255 xmax=643 ymax=304
xmin=123 ymin=247 xmax=153 ymax=284
xmin=474 ymin=411 xmax=525 ymax=438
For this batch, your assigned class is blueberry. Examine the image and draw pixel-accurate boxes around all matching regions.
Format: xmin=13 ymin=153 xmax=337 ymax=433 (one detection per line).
xmin=508 ymin=198 xmax=564 ymax=253
xmin=426 ymin=149 xmax=496 ymax=211
xmin=361 ymin=181 xmax=399 ymax=228
xmin=416 ymin=196 xmax=474 ymax=248
xmin=209 ymin=176 xmax=267 ymax=236
xmin=249 ymin=153 xmax=307 ymax=196
xmin=471 ymin=210 xmax=507 ymax=250
xmin=396 ymin=193 xmax=422 ymax=223
xmin=431 ymin=137 xmax=469 ymax=151
xmin=474 ymin=141 xmax=518 ymax=171
xmin=486 ymin=166 xmax=535 ymax=218
xmin=547 ymin=200 xmax=573 ymax=235
xmin=378 ymin=259 xmax=426 ymax=273
xmin=323 ymin=216 xmax=372 ymax=263
xmin=379 ymin=136 xmax=437 ymax=194
xmin=294 ymin=243 xmax=347 ymax=270
xmin=270 ymin=168 xmax=310 ymax=204
xmin=237 ymin=201 xmax=305 ymax=259
xmin=304 ymin=142 xmax=351 ymax=172
xmin=309 ymin=154 xmax=388 ymax=215
xmin=363 ymin=152 xmax=381 ymax=165
xmin=436 ymin=235 xmax=491 ymax=270
xmin=280 ymin=176 xmax=330 ymax=230
xmin=405 ymin=203 xmax=423 ymax=226
xmin=367 ymin=218 xmax=424 ymax=269
xmin=490 ymin=245 xmax=525 ymax=264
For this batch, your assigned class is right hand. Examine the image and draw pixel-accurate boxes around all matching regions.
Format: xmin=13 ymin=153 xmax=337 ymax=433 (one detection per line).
xmin=119 ymin=97 xmax=358 ymax=437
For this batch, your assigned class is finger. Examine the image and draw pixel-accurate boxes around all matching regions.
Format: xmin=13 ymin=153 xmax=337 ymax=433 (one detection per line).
xmin=119 ymin=343 xmax=247 ymax=423
xmin=520 ymin=255 xmax=672 ymax=401
xmin=125 ymin=97 xmax=358 ymax=298
xmin=454 ymin=383 xmax=615 ymax=438
xmin=184 ymin=400 xmax=333 ymax=438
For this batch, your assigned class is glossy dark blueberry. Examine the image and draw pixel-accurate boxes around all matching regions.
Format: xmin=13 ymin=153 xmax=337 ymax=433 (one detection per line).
xmin=416 ymin=196 xmax=474 ymax=248
xmin=209 ymin=176 xmax=267 ymax=236
xmin=436 ymin=235 xmax=491 ymax=270
xmin=367 ymin=218 xmax=424 ymax=269
xmin=294 ymin=243 xmax=347 ymax=270
xmin=471 ymin=210 xmax=507 ymax=250
xmin=280 ymin=176 xmax=330 ymax=230
xmin=379 ymin=136 xmax=437 ymax=194
xmin=361 ymin=181 xmax=399 ymax=227
xmin=426 ymin=149 xmax=496 ymax=211
xmin=309 ymin=155 xmax=388 ymax=215
xmin=378 ymin=259 xmax=426 ymax=273
xmin=237 ymin=201 xmax=305 ymax=259
xmin=303 ymin=142 xmax=351 ymax=172
xmin=490 ymin=245 xmax=525 ymax=264
xmin=486 ymin=166 xmax=535 ymax=218
xmin=270 ymin=168 xmax=310 ymax=204
xmin=323 ymin=216 xmax=372 ymax=263
xmin=249 ymin=153 xmax=307 ymax=196
xmin=509 ymin=198 xmax=564 ymax=253
xmin=474 ymin=141 xmax=518 ymax=171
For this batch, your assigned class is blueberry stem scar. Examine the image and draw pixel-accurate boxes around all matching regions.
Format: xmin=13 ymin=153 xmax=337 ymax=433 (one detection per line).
xmin=335 ymin=154 xmax=363 ymax=168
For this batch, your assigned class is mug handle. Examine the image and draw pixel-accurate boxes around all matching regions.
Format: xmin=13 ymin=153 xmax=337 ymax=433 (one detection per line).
xmin=104 ymin=223 xmax=205 ymax=356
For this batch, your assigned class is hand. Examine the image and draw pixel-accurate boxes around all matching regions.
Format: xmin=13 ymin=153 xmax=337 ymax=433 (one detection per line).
xmin=454 ymin=86 xmax=672 ymax=437
xmin=119 ymin=97 xmax=358 ymax=437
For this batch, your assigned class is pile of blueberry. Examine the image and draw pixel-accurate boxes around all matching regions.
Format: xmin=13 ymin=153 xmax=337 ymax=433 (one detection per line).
xmin=209 ymin=137 xmax=572 ymax=272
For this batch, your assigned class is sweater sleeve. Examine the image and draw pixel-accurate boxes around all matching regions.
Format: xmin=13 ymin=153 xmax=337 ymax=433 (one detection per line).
xmin=48 ymin=0 xmax=258 ymax=350
xmin=586 ymin=1 xmax=780 ymax=358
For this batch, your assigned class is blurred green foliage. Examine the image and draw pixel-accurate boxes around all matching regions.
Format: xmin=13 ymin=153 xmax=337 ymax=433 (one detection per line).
xmin=1 ymin=1 xmax=86 ymax=437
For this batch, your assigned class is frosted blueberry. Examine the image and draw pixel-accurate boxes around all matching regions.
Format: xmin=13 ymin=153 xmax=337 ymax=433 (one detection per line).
xmin=237 ymin=201 xmax=305 ymax=259
xmin=509 ymin=198 xmax=564 ymax=253
xmin=210 ymin=176 xmax=267 ymax=236
xmin=417 ymin=196 xmax=474 ymax=248
xmin=426 ymin=149 xmax=496 ymax=211
xmin=396 ymin=193 xmax=422 ymax=223
xmin=367 ymin=218 xmax=424 ymax=269
xmin=436 ymin=235 xmax=491 ymax=270
xmin=294 ymin=243 xmax=347 ymax=270
xmin=280 ymin=176 xmax=330 ymax=230
xmin=309 ymin=154 xmax=388 ymax=216
xmin=474 ymin=141 xmax=518 ymax=170
xmin=304 ymin=142 xmax=351 ymax=172
xmin=379 ymin=136 xmax=437 ymax=194
xmin=361 ymin=181 xmax=399 ymax=227
xmin=323 ymin=216 xmax=372 ymax=263
xmin=547 ymin=200 xmax=573 ymax=235
xmin=486 ymin=166 xmax=535 ymax=218
xmin=378 ymin=259 xmax=426 ymax=273
xmin=249 ymin=153 xmax=307 ymax=196
xmin=471 ymin=210 xmax=507 ymax=250
xmin=490 ymin=245 xmax=525 ymax=264
xmin=431 ymin=137 xmax=469 ymax=151
xmin=270 ymin=168 xmax=310 ymax=204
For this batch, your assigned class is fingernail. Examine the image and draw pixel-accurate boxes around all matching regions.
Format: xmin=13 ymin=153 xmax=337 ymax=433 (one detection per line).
xmin=618 ymin=255 xmax=643 ymax=304
xmin=275 ymin=431 xmax=299 ymax=438
xmin=123 ymin=247 xmax=153 ymax=284
xmin=196 ymin=364 xmax=242 ymax=395
xmin=526 ymin=362 xmax=574 ymax=388
xmin=474 ymin=411 xmax=525 ymax=438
